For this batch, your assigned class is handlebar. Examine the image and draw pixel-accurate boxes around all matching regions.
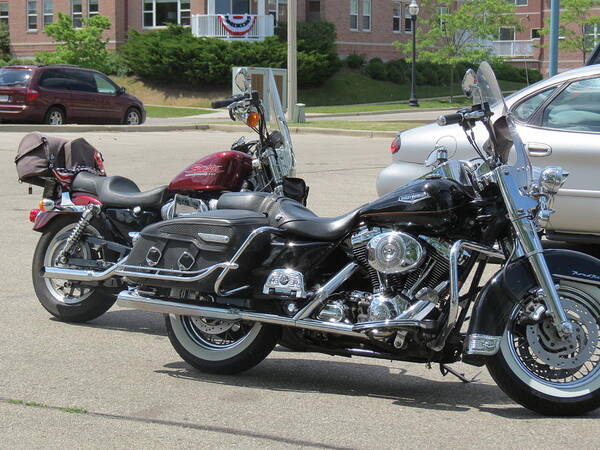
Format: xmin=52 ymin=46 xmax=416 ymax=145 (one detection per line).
xmin=437 ymin=108 xmax=487 ymax=127
xmin=211 ymin=94 xmax=247 ymax=109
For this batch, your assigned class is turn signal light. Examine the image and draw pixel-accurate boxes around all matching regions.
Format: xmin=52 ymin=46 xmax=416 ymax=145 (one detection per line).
xmin=246 ymin=111 xmax=260 ymax=128
xmin=390 ymin=135 xmax=401 ymax=154
xmin=39 ymin=198 xmax=55 ymax=212
xmin=25 ymin=89 xmax=40 ymax=103
xmin=29 ymin=208 xmax=40 ymax=223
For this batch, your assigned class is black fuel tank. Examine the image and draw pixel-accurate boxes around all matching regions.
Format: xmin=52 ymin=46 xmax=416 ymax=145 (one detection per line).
xmin=360 ymin=178 xmax=473 ymax=234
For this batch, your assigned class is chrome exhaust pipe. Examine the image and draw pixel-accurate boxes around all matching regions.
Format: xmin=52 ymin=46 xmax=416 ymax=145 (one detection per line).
xmin=352 ymin=299 xmax=437 ymax=333
xmin=43 ymin=257 xmax=129 ymax=281
xmin=117 ymin=290 xmax=367 ymax=339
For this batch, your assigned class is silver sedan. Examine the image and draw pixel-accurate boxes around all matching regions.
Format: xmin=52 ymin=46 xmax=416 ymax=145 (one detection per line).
xmin=377 ymin=64 xmax=600 ymax=243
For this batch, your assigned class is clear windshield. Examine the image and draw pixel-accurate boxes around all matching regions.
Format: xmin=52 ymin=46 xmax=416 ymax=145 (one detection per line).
xmin=476 ymin=62 xmax=532 ymax=188
xmin=265 ymin=69 xmax=296 ymax=177
xmin=0 ymin=68 xmax=32 ymax=87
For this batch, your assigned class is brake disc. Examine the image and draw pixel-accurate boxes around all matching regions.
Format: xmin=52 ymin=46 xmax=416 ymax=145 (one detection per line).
xmin=526 ymin=298 xmax=599 ymax=370
xmin=190 ymin=317 xmax=238 ymax=335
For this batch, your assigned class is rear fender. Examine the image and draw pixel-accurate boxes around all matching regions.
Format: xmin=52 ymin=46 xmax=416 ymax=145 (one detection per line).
xmin=33 ymin=194 xmax=101 ymax=232
xmin=464 ymin=249 xmax=600 ymax=361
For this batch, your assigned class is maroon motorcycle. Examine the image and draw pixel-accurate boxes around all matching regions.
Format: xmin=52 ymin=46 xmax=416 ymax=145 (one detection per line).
xmin=18 ymin=69 xmax=307 ymax=322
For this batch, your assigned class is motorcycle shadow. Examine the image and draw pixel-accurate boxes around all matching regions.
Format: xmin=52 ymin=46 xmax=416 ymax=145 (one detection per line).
xmin=155 ymin=354 xmax=553 ymax=418
xmin=51 ymin=309 xmax=166 ymax=336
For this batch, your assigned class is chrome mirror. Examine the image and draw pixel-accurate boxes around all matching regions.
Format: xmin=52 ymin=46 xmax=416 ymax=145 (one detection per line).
xmin=462 ymin=69 xmax=477 ymax=98
xmin=235 ymin=68 xmax=252 ymax=93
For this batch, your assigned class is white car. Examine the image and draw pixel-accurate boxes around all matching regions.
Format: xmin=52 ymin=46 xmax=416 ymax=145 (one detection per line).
xmin=377 ymin=65 xmax=600 ymax=244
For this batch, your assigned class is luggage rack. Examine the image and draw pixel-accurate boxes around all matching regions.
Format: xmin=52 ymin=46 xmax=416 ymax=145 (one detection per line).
xmin=43 ymin=226 xmax=281 ymax=296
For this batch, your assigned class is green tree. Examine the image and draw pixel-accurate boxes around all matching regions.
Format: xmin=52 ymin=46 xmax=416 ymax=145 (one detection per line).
xmin=539 ymin=0 xmax=600 ymax=64
xmin=0 ymin=22 xmax=10 ymax=57
xmin=36 ymin=13 xmax=112 ymax=72
xmin=395 ymin=0 xmax=520 ymax=99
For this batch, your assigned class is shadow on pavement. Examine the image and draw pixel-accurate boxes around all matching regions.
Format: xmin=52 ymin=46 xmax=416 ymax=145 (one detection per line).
xmin=52 ymin=309 xmax=166 ymax=336
xmin=154 ymin=356 xmax=541 ymax=417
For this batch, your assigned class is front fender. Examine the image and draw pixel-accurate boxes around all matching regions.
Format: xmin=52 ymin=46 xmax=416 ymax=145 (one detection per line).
xmin=464 ymin=249 xmax=600 ymax=360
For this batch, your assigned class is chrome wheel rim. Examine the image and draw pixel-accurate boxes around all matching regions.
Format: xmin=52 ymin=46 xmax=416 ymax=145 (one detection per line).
xmin=48 ymin=110 xmax=63 ymax=125
xmin=182 ymin=316 xmax=256 ymax=350
xmin=126 ymin=111 xmax=140 ymax=125
xmin=42 ymin=223 xmax=101 ymax=305
xmin=503 ymin=284 xmax=600 ymax=394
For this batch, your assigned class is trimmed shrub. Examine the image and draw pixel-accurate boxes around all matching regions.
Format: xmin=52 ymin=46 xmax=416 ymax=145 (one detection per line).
xmin=121 ymin=25 xmax=337 ymax=87
xmin=365 ymin=58 xmax=386 ymax=81
xmin=385 ymin=59 xmax=408 ymax=84
xmin=345 ymin=53 xmax=365 ymax=69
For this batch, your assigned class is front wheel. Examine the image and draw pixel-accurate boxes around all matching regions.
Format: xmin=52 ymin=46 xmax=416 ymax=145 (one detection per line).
xmin=124 ymin=108 xmax=142 ymax=125
xmin=32 ymin=216 xmax=118 ymax=322
xmin=487 ymin=282 xmax=600 ymax=416
xmin=166 ymin=314 xmax=281 ymax=374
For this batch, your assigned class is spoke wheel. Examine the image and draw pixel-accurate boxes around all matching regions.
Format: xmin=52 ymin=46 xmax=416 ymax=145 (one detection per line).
xmin=487 ymin=282 xmax=600 ymax=415
xmin=125 ymin=108 xmax=141 ymax=125
xmin=45 ymin=107 xmax=65 ymax=125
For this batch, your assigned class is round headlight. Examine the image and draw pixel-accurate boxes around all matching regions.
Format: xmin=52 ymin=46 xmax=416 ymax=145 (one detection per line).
xmin=539 ymin=166 xmax=568 ymax=195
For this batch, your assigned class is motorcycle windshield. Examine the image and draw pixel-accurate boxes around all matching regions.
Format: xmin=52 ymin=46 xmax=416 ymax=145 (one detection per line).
xmin=265 ymin=70 xmax=296 ymax=177
xmin=477 ymin=62 xmax=532 ymax=188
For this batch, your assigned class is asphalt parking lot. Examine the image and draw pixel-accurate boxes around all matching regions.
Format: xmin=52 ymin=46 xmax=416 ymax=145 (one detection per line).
xmin=1 ymin=130 xmax=598 ymax=449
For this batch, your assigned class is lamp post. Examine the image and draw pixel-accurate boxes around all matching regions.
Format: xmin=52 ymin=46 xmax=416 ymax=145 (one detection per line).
xmin=408 ymin=0 xmax=419 ymax=107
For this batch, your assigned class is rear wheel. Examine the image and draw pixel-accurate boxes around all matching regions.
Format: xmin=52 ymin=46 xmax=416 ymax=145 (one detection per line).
xmin=32 ymin=216 xmax=117 ymax=322
xmin=124 ymin=108 xmax=141 ymax=125
xmin=166 ymin=313 xmax=281 ymax=374
xmin=45 ymin=107 xmax=65 ymax=125
xmin=487 ymin=282 xmax=600 ymax=415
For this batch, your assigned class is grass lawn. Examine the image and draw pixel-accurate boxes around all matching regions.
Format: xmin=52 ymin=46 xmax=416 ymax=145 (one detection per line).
xmin=145 ymin=105 xmax=214 ymax=118
xmin=299 ymin=71 xmax=526 ymax=107
xmin=307 ymin=98 xmax=472 ymax=114
xmin=290 ymin=120 xmax=421 ymax=132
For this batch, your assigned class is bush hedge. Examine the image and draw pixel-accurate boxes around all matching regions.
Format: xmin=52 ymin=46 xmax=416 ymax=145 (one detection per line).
xmin=121 ymin=24 xmax=339 ymax=88
xmin=356 ymin=57 xmax=542 ymax=87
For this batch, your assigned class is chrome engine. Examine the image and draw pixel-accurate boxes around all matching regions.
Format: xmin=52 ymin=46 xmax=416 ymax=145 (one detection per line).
xmin=161 ymin=194 xmax=210 ymax=220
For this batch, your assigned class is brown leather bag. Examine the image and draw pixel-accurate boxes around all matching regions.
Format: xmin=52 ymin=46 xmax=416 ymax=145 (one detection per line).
xmin=15 ymin=132 xmax=69 ymax=186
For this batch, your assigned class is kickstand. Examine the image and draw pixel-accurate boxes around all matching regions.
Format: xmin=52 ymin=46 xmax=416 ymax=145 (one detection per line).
xmin=439 ymin=364 xmax=480 ymax=383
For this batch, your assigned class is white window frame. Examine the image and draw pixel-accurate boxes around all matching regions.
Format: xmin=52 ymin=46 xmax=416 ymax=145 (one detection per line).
xmin=350 ymin=0 xmax=358 ymax=31
xmin=531 ymin=28 xmax=541 ymax=40
xmin=392 ymin=1 xmax=401 ymax=33
xmin=362 ymin=0 xmax=371 ymax=31
xmin=0 ymin=3 xmax=8 ymax=26
xmin=404 ymin=10 xmax=412 ymax=34
xmin=143 ymin=0 xmax=191 ymax=29
xmin=438 ymin=6 xmax=449 ymax=29
xmin=27 ymin=1 xmax=38 ymax=31
xmin=43 ymin=0 xmax=53 ymax=28
xmin=88 ymin=0 xmax=99 ymax=17
xmin=511 ymin=0 xmax=527 ymax=6
xmin=71 ymin=0 xmax=82 ymax=27
xmin=584 ymin=23 xmax=600 ymax=49
xmin=499 ymin=26 xmax=515 ymax=41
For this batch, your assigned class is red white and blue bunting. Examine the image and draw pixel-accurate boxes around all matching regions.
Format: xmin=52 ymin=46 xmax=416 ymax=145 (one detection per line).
xmin=218 ymin=14 xmax=256 ymax=36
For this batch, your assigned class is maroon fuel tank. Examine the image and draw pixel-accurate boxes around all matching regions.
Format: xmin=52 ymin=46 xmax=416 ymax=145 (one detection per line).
xmin=168 ymin=151 xmax=253 ymax=193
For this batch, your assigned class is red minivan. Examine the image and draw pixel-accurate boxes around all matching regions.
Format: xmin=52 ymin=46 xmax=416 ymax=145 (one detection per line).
xmin=0 ymin=65 xmax=146 ymax=125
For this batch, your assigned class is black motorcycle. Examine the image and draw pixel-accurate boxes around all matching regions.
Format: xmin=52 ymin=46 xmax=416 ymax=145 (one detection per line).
xmin=42 ymin=63 xmax=600 ymax=415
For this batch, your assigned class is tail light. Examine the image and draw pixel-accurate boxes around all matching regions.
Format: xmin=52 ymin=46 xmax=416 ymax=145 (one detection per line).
xmin=25 ymin=89 xmax=40 ymax=103
xmin=29 ymin=208 xmax=40 ymax=223
xmin=390 ymin=135 xmax=401 ymax=154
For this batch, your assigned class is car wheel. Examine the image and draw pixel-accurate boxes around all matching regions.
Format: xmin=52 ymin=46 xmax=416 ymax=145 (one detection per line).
xmin=45 ymin=107 xmax=65 ymax=125
xmin=124 ymin=108 xmax=141 ymax=125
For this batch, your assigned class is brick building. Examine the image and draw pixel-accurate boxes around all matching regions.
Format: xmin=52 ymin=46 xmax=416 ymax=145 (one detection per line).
xmin=0 ymin=0 xmax=597 ymax=74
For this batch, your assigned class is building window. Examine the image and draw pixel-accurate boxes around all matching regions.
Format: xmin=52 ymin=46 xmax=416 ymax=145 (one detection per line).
xmin=307 ymin=0 xmax=320 ymax=22
xmin=72 ymin=0 xmax=82 ymax=27
xmin=0 ymin=3 xmax=8 ymax=27
xmin=350 ymin=0 xmax=358 ymax=30
xmin=43 ymin=0 xmax=53 ymax=27
xmin=531 ymin=28 xmax=541 ymax=39
xmin=499 ymin=26 xmax=515 ymax=41
xmin=392 ymin=1 xmax=401 ymax=32
xmin=585 ymin=24 xmax=600 ymax=49
xmin=88 ymin=0 xmax=99 ymax=17
xmin=510 ymin=0 xmax=528 ymax=5
xmin=362 ymin=0 xmax=371 ymax=31
xmin=144 ymin=0 xmax=191 ymax=28
xmin=27 ymin=1 xmax=38 ymax=31
xmin=438 ymin=6 xmax=449 ymax=30
xmin=404 ymin=10 xmax=412 ymax=33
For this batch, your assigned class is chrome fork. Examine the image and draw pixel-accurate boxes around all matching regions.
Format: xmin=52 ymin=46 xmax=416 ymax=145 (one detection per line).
xmin=495 ymin=167 xmax=573 ymax=337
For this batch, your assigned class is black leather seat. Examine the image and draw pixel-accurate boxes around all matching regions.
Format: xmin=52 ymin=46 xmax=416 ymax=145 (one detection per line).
xmin=72 ymin=172 xmax=168 ymax=209
xmin=217 ymin=192 xmax=361 ymax=241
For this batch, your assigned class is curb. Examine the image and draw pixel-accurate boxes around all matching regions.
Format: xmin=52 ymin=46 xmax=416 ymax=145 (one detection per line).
xmin=307 ymin=107 xmax=455 ymax=119
xmin=0 ymin=123 xmax=399 ymax=138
